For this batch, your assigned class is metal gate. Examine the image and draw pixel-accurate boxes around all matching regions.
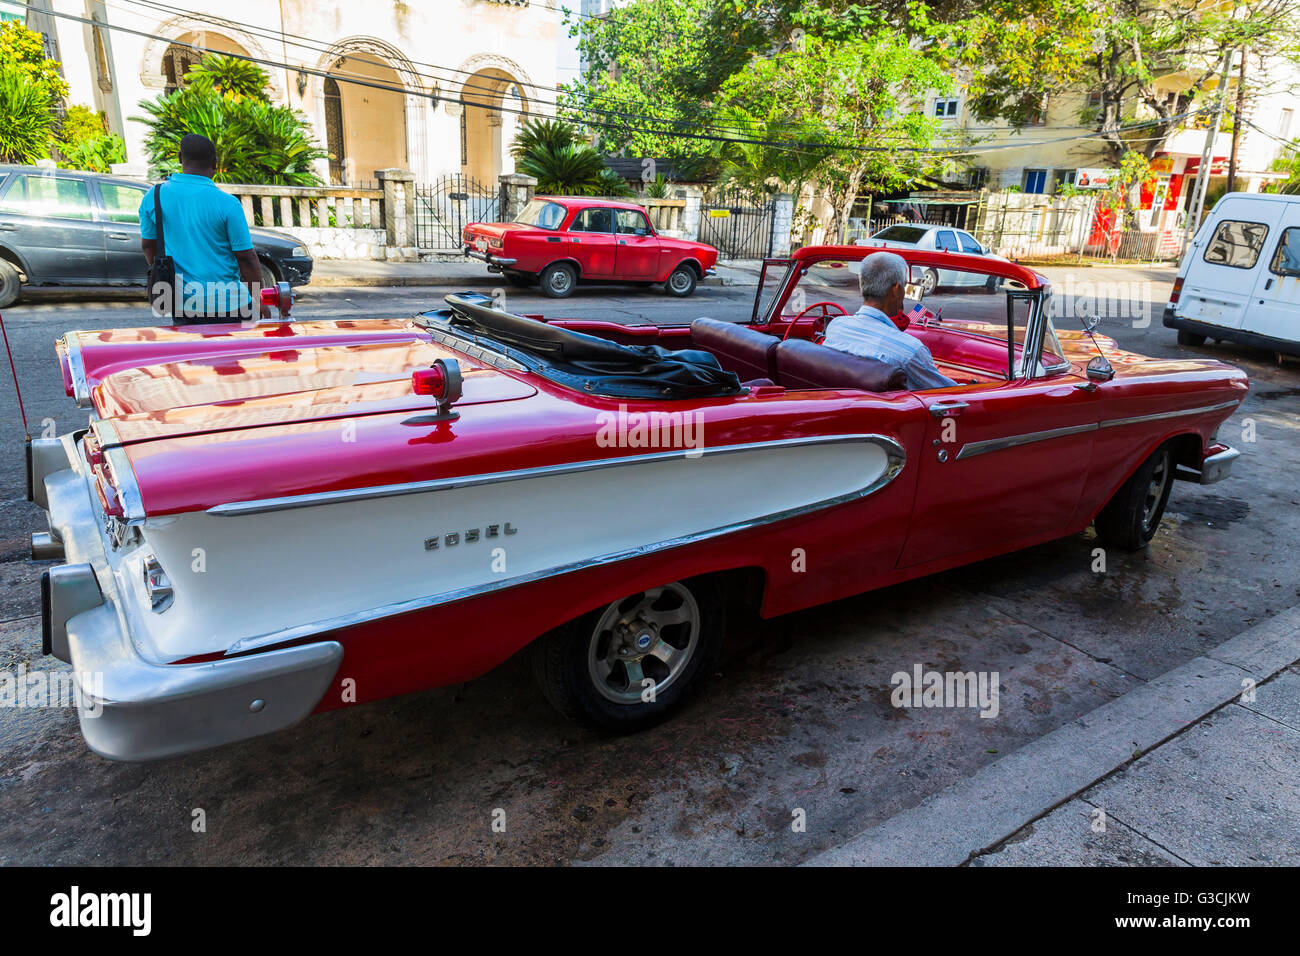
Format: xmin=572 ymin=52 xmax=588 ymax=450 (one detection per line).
xmin=414 ymin=175 xmax=499 ymax=251
xmin=699 ymin=188 xmax=776 ymax=259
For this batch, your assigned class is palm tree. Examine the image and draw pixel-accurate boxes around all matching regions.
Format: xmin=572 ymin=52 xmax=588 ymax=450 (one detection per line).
xmin=0 ymin=63 xmax=54 ymax=165
xmin=136 ymin=77 xmax=327 ymax=185
xmin=184 ymin=53 xmax=270 ymax=103
xmin=516 ymin=142 xmax=609 ymax=195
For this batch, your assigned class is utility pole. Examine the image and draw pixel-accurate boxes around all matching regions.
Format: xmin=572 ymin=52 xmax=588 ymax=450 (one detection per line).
xmin=1181 ymin=50 xmax=1234 ymax=254
xmin=1226 ymin=47 xmax=1248 ymax=194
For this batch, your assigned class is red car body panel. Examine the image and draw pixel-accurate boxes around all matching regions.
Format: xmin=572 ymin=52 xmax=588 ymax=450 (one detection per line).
xmin=49 ymin=247 xmax=1247 ymax=725
xmin=463 ymin=196 xmax=719 ymax=284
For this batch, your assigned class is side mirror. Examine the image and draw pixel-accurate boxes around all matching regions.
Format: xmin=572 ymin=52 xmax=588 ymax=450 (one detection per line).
xmin=1086 ymin=355 xmax=1115 ymax=383
xmin=1082 ymin=313 xmax=1102 ymax=334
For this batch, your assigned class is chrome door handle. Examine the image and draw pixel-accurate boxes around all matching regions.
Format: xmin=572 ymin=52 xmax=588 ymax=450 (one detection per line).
xmin=929 ymin=401 xmax=969 ymax=417
xmin=108 ymin=232 xmax=131 ymax=240
xmin=0 ymin=224 xmax=15 ymax=231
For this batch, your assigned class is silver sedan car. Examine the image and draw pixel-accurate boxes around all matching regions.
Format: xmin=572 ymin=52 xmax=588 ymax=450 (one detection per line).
xmin=855 ymin=223 xmax=1010 ymax=292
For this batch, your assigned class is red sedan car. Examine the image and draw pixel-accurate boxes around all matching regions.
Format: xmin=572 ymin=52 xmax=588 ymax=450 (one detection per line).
xmin=30 ymin=247 xmax=1245 ymax=759
xmin=463 ymin=196 xmax=719 ymax=298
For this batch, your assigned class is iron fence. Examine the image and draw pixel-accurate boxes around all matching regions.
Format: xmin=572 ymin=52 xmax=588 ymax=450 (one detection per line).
xmin=414 ymin=175 xmax=499 ymax=250
xmin=699 ymin=188 xmax=777 ymax=259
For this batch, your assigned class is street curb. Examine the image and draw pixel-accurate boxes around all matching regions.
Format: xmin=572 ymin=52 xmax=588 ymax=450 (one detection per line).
xmin=310 ymin=275 xmax=734 ymax=289
xmin=804 ymin=604 xmax=1300 ymax=867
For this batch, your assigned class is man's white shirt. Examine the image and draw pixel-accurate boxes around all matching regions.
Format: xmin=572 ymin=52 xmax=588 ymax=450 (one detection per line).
xmin=821 ymin=304 xmax=958 ymax=391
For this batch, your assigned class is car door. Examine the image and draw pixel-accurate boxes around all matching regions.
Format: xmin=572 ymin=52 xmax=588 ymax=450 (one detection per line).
xmin=1177 ymin=196 xmax=1285 ymax=334
xmin=566 ymin=206 xmax=617 ymax=277
xmin=1243 ymin=217 xmax=1300 ymax=346
xmin=899 ymin=297 xmax=1094 ymax=567
xmin=613 ymin=208 xmax=660 ymax=279
xmin=93 ymin=179 xmax=150 ymax=286
xmin=0 ymin=173 xmax=107 ymax=283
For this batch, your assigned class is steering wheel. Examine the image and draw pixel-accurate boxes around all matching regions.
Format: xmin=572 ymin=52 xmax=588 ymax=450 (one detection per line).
xmin=782 ymin=301 xmax=848 ymax=343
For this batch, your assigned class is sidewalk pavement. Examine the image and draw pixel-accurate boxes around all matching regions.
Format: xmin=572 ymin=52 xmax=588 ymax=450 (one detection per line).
xmin=311 ymin=257 xmax=766 ymax=288
xmin=808 ymin=605 xmax=1300 ymax=866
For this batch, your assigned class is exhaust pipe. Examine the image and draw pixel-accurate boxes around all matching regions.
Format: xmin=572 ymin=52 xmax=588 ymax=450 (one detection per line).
xmin=31 ymin=532 xmax=65 ymax=561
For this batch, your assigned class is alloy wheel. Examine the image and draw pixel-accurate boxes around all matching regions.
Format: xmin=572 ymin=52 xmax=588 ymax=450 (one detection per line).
xmin=586 ymin=584 xmax=701 ymax=704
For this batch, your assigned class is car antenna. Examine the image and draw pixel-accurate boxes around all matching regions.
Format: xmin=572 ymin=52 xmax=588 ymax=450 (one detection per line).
xmin=0 ymin=311 xmax=29 ymax=441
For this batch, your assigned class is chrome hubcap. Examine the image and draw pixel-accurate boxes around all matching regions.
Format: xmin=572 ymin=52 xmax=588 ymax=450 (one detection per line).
xmin=550 ymin=270 xmax=572 ymax=293
xmin=1142 ymin=452 xmax=1171 ymax=531
xmin=587 ymin=584 xmax=700 ymax=704
xmin=669 ymin=271 xmax=690 ymax=292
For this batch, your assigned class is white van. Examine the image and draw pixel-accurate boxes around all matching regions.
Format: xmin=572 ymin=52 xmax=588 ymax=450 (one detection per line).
xmin=1163 ymin=192 xmax=1300 ymax=357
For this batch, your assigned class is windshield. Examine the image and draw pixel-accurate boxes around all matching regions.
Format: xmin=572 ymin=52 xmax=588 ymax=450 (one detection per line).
xmin=516 ymin=199 xmax=566 ymax=230
xmin=875 ymin=225 xmax=928 ymax=243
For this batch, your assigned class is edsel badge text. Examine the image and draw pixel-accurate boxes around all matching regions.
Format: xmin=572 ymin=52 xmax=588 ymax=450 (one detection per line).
xmin=425 ymin=522 xmax=518 ymax=550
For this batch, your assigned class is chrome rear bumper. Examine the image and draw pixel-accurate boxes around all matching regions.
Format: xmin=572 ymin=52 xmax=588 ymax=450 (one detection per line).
xmin=34 ymin=437 xmax=343 ymax=760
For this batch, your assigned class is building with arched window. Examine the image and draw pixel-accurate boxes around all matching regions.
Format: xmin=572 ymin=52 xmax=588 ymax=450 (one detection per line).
xmin=38 ymin=0 xmax=562 ymax=186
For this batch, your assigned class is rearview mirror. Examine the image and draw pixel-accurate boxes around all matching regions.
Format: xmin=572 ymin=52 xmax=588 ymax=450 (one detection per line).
xmin=904 ymin=282 xmax=924 ymax=301
xmin=1083 ymin=314 xmax=1102 ymax=334
xmin=1086 ymin=355 xmax=1115 ymax=383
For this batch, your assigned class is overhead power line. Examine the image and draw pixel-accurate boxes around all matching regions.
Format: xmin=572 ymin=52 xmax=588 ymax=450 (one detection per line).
xmin=20 ymin=1 xmax=1225 ymax=159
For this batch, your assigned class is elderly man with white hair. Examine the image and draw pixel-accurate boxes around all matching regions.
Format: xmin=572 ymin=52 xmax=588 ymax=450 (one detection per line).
xmin=821 ymin=252 xmax=957 ymax=390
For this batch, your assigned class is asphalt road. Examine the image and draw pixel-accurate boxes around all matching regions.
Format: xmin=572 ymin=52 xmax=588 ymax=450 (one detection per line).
xmin=0 ymin=267 xmax=1296 ymax=865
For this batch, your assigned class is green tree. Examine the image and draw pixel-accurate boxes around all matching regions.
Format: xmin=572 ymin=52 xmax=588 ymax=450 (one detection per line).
xmin=718 ymin=26 xmax=951 ymax=237
xmin=0 ymin=21 xmax=68 ymax=100
xmin=509 ymin=118 xmax=632 ymax=196
xmin=949 ymin=0 xmax=1300 ymax=220
xmin=0 ymin=63 xmax=55 ymax=165
xmin=184 ymin=54 xmax=270 ymax=102
xmin=57 ymin=105 xmax=126 ymax=173
xmin=136 ymin=75 xmax=326 ymax=185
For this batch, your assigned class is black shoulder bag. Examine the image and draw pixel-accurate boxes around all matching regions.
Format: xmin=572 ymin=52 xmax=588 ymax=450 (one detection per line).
xmin=147 ymin=184 xmax=177 ymax=319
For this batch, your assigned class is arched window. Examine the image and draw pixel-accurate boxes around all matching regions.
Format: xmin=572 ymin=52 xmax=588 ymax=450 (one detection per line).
xmin=324 ymin=76 xmax=345 ymax=184
xmin=162 ymin=42 xmax=202 ymax=94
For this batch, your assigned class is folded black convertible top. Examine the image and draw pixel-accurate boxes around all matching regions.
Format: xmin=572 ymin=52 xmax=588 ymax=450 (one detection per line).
xmin=420 ymin=294 xmax=743 ymax=400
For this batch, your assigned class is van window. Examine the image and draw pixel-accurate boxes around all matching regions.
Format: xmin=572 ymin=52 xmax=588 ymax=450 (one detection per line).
xmin=1269 ymin=227 xmax=1300 ymax=277
xmin=1203 ymin=219 xmax=1269 ymax=269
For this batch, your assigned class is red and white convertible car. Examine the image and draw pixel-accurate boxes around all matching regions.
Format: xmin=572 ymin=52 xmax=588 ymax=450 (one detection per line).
xmin=29 ymin=247 xmax=1246 ymax=759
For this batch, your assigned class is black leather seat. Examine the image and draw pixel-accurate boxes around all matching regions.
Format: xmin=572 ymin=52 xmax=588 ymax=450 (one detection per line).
xmin=691 ymin=317 xmax=780 ymax=383
xmin=775 ymin=339 xmax=907 ymax=392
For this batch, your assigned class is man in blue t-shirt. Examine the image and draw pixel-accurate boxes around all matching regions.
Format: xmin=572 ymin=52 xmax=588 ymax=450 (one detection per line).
xmin=139 ymin=134 xmax=269 ymax=322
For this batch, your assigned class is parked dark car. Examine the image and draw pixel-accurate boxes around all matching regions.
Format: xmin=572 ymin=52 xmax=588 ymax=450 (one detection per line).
xmin=0 ymin=165 xmax=313 ymax=308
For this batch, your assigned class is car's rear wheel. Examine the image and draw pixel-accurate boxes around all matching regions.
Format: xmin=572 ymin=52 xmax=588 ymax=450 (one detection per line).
xmin=1094 ymin=443 xmax=1175 ymax=551
xmin=664 ymin=263 xmax=698 ymax=297
xmin=1177 ymin=329 xmax=1206 ymax=347
xmin=531 ymin=578 xmax=724 ymax=732
xmin=0 ymin=260 xmax=21 ymax=309
xmin=539 ymin=262 xmax=577 ymax=298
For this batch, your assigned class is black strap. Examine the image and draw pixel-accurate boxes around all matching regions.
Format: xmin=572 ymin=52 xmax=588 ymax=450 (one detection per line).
xmin=152 ymin=184 xmax=165 ymax=255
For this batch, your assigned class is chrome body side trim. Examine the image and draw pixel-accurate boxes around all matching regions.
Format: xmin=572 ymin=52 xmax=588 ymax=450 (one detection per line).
xmin=422 ymin=325 xmax=526 ymax=372
xmin=222 ymin=434 xmax=907 ymax=655
xmin=956 ymin=423 xmax=1098 ymax=460
xmin=208 ymin=434 xmax=899 ymax=518
xmin=955 ymin=399 xmax=1241 ymax=461
xmin=1098 ymin=399 xmax=1241 ymax=429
